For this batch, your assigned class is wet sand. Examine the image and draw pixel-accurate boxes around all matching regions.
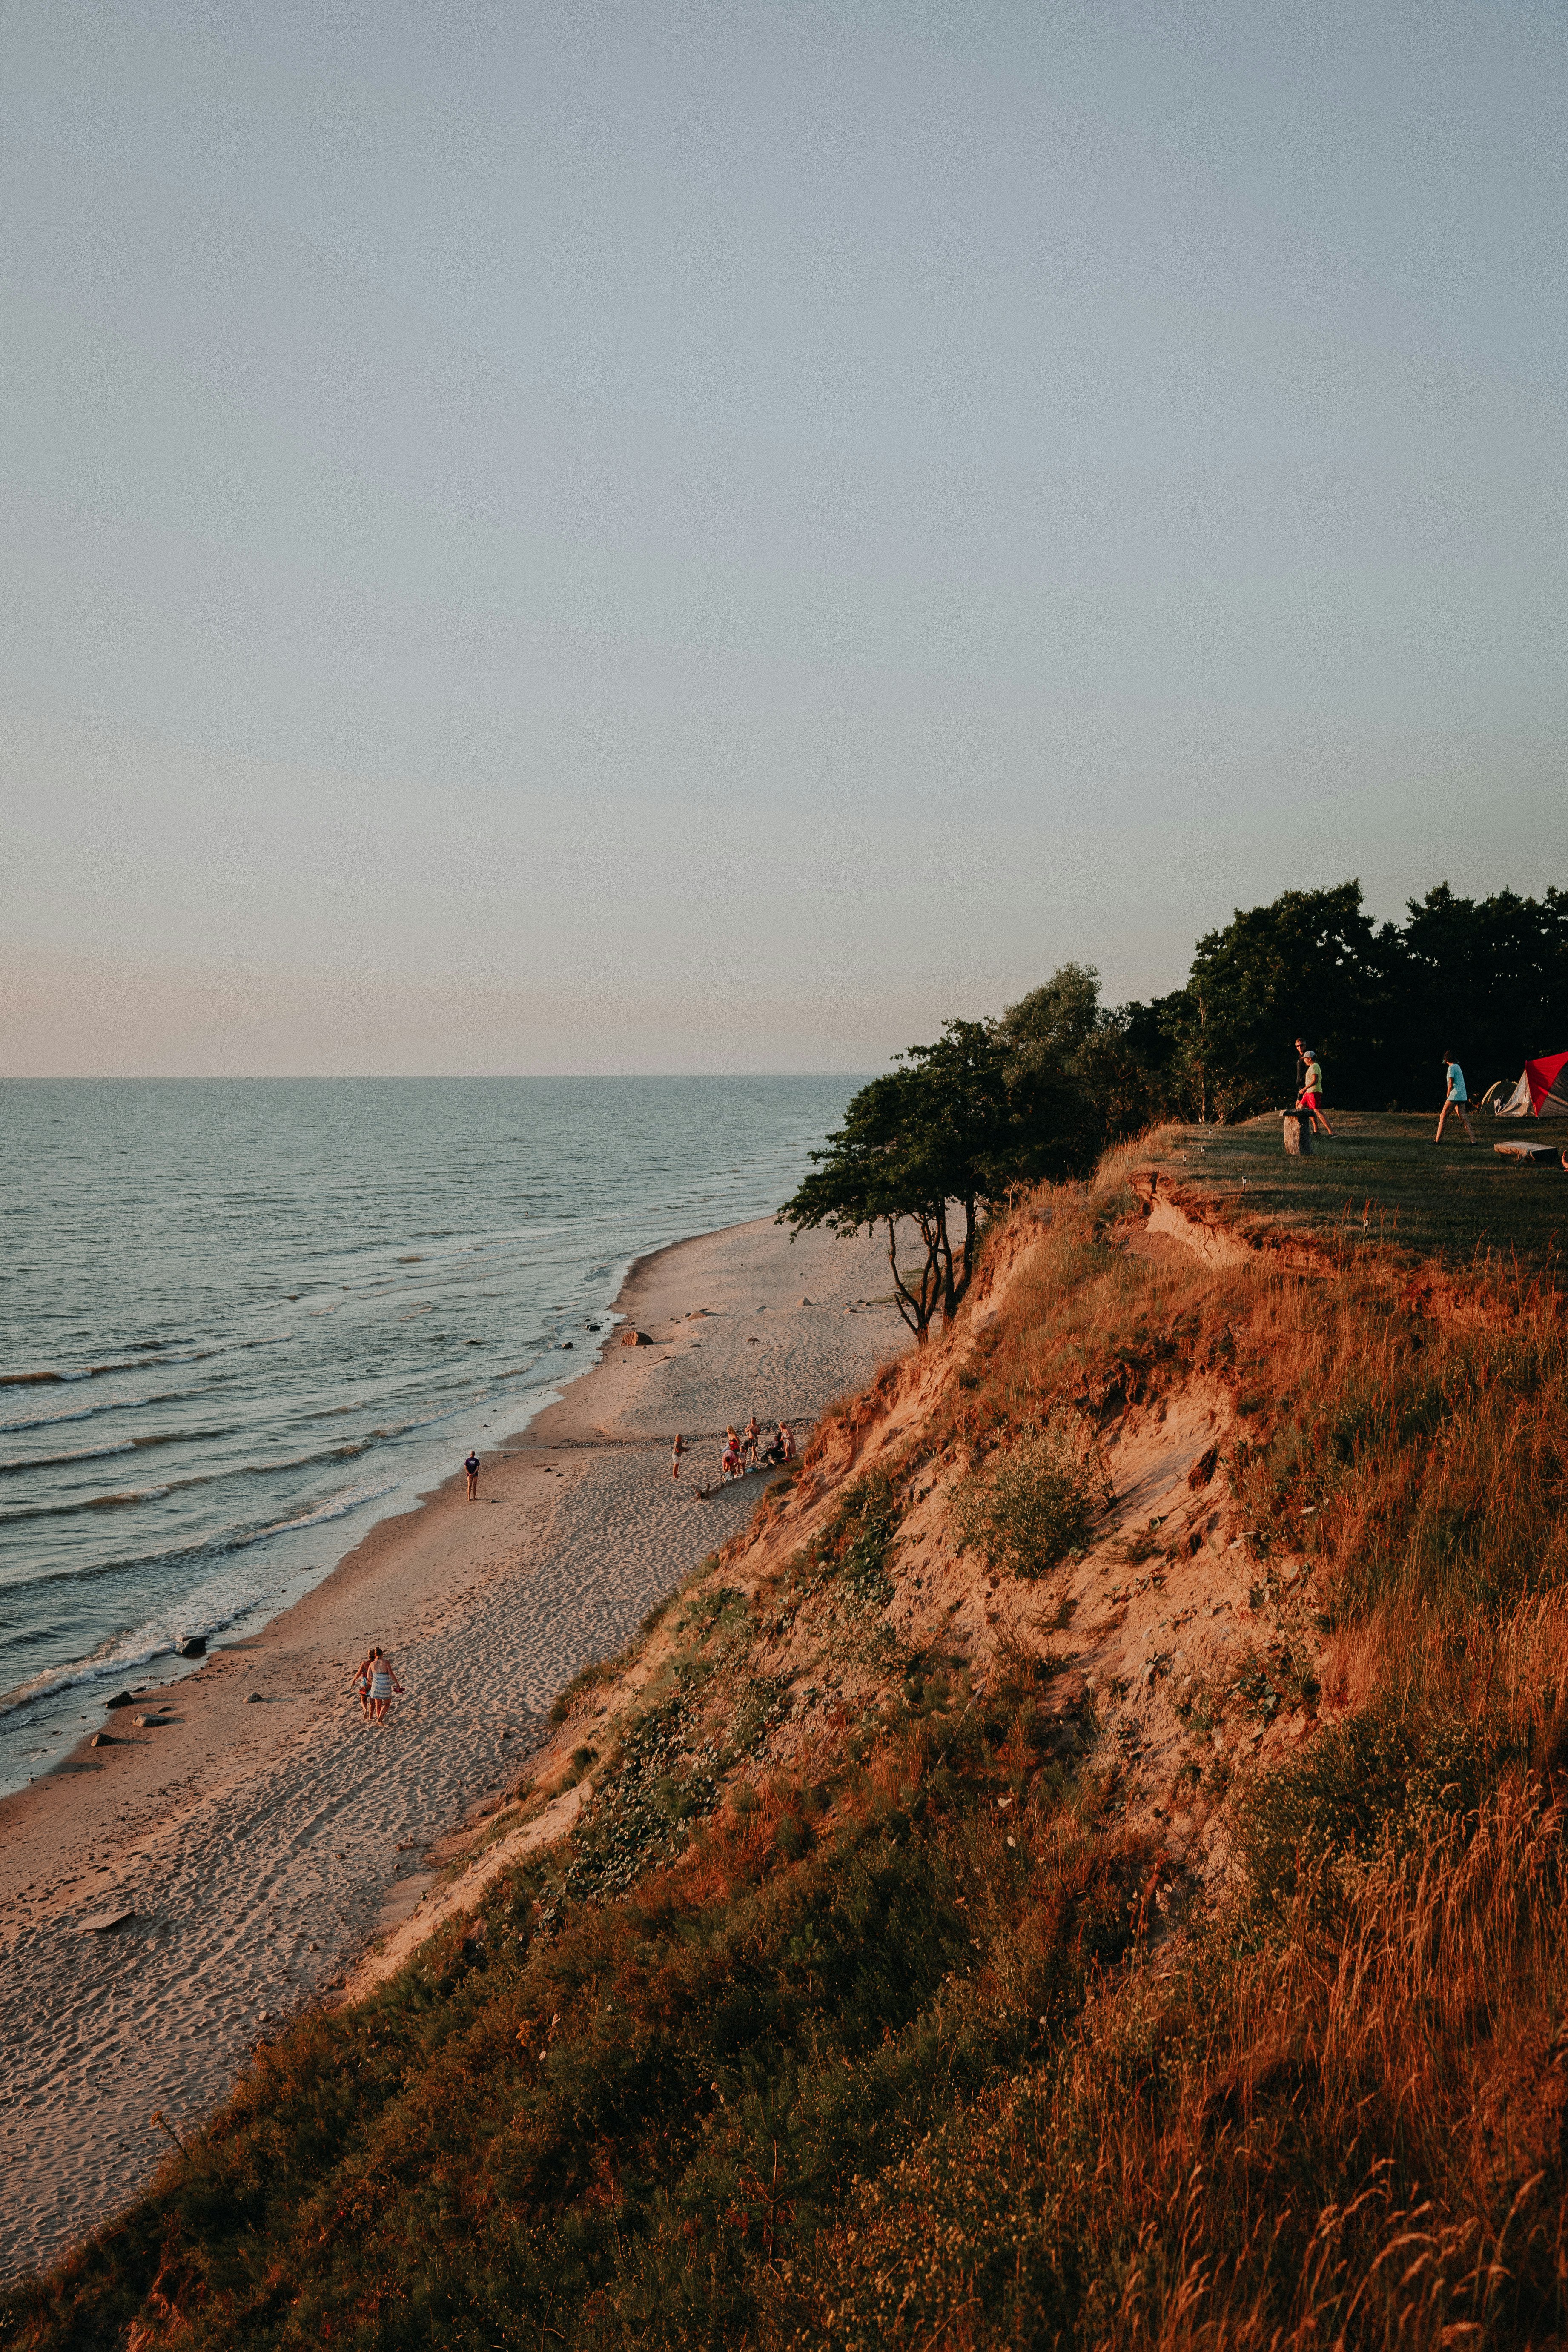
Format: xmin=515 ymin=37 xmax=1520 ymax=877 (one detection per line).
xmin=0 ymin=1213 xmax=904 ymax=2281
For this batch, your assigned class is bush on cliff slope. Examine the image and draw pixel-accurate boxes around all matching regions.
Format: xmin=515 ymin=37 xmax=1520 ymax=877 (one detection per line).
xmin=953 ymin=1425 xmax=1106 ymax=1580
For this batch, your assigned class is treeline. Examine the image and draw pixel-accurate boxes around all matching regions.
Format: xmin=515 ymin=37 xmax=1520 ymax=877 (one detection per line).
xmin=783 ymin=879 xmax=1568 ymax=1341
xmin=1109 ymin=878 xmax=1568 ymax=1126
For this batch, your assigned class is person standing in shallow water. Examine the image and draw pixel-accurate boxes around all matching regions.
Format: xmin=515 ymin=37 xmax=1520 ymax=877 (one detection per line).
xmin=464 ymin=1449 xmax=480 ymax=1499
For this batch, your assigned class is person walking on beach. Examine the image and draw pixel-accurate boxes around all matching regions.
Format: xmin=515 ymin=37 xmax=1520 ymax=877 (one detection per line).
xmin=671 ymin=1432 xmax=687 ymax=1481
xmin=1293 ymin=1039 xmax=1333 ymax=1137
xmin=367 ymin=1647 xmax=405 ymax=1723
xmin=464 ymin=1449 xmax=480 ymax=1500
xmin=1435 ymin=1053 xmax=1477 ymax=1144
xmin=352 ymin=1653 xmax=374 ymax=1721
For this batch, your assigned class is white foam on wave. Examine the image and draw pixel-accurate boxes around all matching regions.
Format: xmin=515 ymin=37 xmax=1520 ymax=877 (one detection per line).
xmin=0 ymin=1473 xmax=401 ymax=1723
xmin=0 ymin=1401 xmax=103 ymax=1435
xmin=231 ymin=1472 xmax=401 ymax=1548
xmin=0 ymin=1440 xmax=137 ymax=1475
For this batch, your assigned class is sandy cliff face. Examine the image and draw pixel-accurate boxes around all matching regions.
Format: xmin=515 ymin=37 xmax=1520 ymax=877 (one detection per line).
xmin=374 ymin=1177 xmax=1330 ymax=1985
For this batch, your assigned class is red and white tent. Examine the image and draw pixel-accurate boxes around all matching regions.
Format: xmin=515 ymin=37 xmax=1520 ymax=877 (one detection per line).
xmin=1489 ymin=1051 xmax=1568 ymax=1118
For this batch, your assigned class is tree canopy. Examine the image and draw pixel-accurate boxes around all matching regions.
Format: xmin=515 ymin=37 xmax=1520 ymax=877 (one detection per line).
xmin=780 ymin=877 xmax=1568 ymax=1338
xmin=778 ymin=1016 xmax=1095 ymax=1341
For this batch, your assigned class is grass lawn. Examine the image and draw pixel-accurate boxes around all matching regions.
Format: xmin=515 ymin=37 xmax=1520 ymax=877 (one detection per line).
xmin=1142 ymin=1108 xmax=1568 ymax=1275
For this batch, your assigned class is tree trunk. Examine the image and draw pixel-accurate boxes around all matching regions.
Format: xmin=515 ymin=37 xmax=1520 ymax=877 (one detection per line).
xmin=938 ymin=1195 xmax=979 ymax=1324
xmin=884 ymin=1217 xmax=940 ymax=1344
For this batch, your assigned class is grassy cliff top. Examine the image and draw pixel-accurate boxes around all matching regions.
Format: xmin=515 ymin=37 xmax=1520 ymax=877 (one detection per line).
xmin=1144 ymin=1108 xmax=1568 ymax=1272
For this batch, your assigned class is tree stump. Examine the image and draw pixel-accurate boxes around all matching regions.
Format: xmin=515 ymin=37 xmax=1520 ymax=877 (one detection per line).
xmin=1283 ymin=1112 xmax=1313 ymax=1157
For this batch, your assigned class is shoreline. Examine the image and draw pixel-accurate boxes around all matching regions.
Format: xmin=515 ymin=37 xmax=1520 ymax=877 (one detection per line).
xmin=0 ymin=1211 xmax=904 ymax=2281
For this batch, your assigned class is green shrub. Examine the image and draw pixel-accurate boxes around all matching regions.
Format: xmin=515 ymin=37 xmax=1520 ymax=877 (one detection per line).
xmin=1235 ymin=1699 xmax=1504 ymax=1914
xmin=954 ymin=1428 xmax=1104 ymax=1579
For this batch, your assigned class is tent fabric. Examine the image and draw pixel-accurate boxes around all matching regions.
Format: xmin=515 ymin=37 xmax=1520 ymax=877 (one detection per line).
xmin=1491 ymin=1051 xmax=1568 ymax=1119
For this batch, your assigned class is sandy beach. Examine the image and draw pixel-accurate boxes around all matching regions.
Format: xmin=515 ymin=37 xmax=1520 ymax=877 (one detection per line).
xmin=0 ymin=1212 xmax=904 ymax=2282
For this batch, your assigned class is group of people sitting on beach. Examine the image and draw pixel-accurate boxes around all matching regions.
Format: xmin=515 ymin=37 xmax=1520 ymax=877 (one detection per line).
xmin=668 ymin=1414 xmax=795 ymax=1487
xmin=351 ymin=1646 xmax=404 ymax=1724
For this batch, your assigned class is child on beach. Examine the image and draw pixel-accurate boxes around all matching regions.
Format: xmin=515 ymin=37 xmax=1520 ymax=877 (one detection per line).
xmin=671 ymin=1432 xmax=687 ymax=1480
xmin=367 ymin=1647 xmax=405 ymax=1723
xmin=778 ymin=1421 xmax=795 ymax=1464
xmin=352 ymin=1654 xmax=374 ymax=1720
xmin=721 ymin=1428 xmax=742 ymax=1482
xmin=742 ymin=1415 xmax=761 ymax=1470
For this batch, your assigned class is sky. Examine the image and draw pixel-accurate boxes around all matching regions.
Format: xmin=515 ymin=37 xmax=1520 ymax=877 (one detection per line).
xmin=2 ymin=1 xmax=1565 ymax=1075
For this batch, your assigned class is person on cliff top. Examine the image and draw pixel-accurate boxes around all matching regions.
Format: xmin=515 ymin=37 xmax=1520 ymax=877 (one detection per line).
xmin=464 ymin=1449 xmax=480 ymax=1499
xmin=1435 ymin=1053 xmax=1477 ymax=1144
xmin=1293 ymin=1039 xmax=1334 ymax=1137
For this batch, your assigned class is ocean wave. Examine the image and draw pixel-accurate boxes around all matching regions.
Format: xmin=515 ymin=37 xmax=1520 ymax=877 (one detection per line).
xmin=0 ymin=1485 xmax=178 ymax=1523
xmin=0 ymin=1353 xmax=198 ymax=1386
xmin=0 ymin=1435 xmax=381 ymax=1523
xmin=233 ymin=1474 xmax=400 ymax=1545
xmin=0 ymin=1469 xmax=406 ymax=1630
xmin=0 ymin=1567 xmax=292 ymax=1720
xmin=0 ymin=1386 xmax=221 ymax=1435
xmin=0 ymin=1425 xmax=238 ymax=1477
xmin=0 ymin=1440 xmax=136 ymax=1476
xmin=1 ymin=1339 xmax=252 ymax=1393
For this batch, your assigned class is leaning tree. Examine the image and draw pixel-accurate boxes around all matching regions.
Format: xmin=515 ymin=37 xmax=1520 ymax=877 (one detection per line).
xmin=779 ymin=1017 xmax=1095 ymax=1343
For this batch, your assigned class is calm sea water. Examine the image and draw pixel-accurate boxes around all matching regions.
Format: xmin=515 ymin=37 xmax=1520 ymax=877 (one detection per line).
xmin=0 ymin=1077 xmax=853 ymax=1797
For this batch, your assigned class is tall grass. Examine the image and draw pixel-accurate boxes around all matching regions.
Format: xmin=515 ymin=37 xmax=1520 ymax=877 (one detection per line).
xmin=798 ymin=1781 xmax=1568 ymax=2348
xmin=9 ymin=1175 xmax=1568 ymax=2349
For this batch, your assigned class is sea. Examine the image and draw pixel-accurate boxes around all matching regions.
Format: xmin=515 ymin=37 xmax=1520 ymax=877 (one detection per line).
xmin=0 ymin=1077 xmax=855 ymax=1799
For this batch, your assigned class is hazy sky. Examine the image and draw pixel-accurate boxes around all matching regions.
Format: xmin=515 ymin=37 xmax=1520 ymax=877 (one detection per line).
xmin=3 ymin=2 xmax=1565 ymax=1074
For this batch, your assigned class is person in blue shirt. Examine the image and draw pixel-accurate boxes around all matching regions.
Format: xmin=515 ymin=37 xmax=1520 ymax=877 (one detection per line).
xmin=1435 ymin=1054 xmax=1476 ymax=1145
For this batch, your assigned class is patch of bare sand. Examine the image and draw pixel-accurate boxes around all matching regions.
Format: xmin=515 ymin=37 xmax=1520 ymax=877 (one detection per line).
xmin=0 ymin=1215 xmax=904 ymax=2283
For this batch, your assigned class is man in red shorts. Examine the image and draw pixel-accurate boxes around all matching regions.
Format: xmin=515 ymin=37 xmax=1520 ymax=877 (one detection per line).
xmin=1293 ymin=1039 xmax=1334 ymax=1137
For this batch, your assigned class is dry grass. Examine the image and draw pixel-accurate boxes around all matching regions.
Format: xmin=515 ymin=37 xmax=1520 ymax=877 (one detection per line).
xmin=1143 ymin=1107 xmax=1568 ymax=1273
xmin=10 ymin=1167 xmax=1568 ymax=2349
xmin=798 ymin=1777 xmax=1568 ymax=2349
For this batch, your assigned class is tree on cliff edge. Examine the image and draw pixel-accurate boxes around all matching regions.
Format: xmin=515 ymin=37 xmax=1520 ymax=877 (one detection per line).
xmin=778 ymin=1017 xmax=1093 ymax=1342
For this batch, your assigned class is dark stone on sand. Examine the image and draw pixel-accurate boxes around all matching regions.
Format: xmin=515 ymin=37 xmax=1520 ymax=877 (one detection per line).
xmin=619 ymin=1329 xmax=652 ymax=1347
xmin=246 ymin=1691 xmax=264 ymax=1703
xmin=560 ymin=1340 xmax=574 ymax=1349
xmin=90 ymin=1732 xmax=115 ymax=1747
xmin=131 ymin=1713 xmax=168 ymax=1729
xmin=80 ymin=1907 xmax=135 ymax=1933
xmin=175 ymin=1634 xmax=206 ymax=1658
xmin=105 ymin=1691 xmax=135 ymax=1710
